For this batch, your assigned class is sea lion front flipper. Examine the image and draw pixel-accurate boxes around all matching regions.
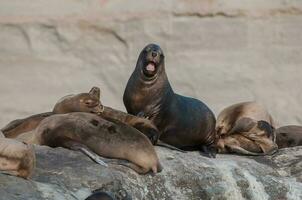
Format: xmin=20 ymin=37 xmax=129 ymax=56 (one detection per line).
xmin=63 ymin=141 xmax=108 ymax=167
xmin=200 ymin=145 xmax=217 ymax=158
xmin=228 ymin=118 xmax=256 ymax=135
xmin=156 ymin=140 xmax=186 ymax=153
xmin=225 ymin=144 xmax=265 ymax=156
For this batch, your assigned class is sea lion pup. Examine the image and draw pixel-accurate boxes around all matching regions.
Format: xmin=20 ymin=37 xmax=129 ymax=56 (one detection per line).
xmin=275 ymin=125 xmax=302 ymax=149
xmin=16 ymin=112 xmax=162 ymax=174
xmin=1 ymin=87 xmax=104 ymax=138
xmin=123 ymin=44 xmax=216 ymax=157
xmin=0 ymin=131 xmax=36 ymax=179
xmin=216 ymin=102 xmax=277 ymax=155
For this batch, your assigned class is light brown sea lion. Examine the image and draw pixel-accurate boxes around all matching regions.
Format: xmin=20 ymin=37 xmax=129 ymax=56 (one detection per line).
xmin=275 ymin=125 xmax=302 ymax=149
xmin=16 ymin=112 xmax=162 ymax=174
xmin=0 ymin=131 xmax=35 ymax=179
xmin=123 ymin=44 xmax=216 ymax=157
xmin=216 ymin=102 xmax=277 ymax=155
xmin=216 ymin=119 xmax=277 ymax=155
xmin=1 ymin=87 xmax=104 ymax=138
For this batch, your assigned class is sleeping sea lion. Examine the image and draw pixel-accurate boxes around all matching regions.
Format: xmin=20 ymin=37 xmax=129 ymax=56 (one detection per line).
xmin=16 ymin=112 xmax=162 ymax=174
xmin=1 ymin=87 xmax=104 ymax=138
xmin=123 ymin=44 xmax=216 ymax=157
xmin=0 ymin=131 xmax=35 ymax=179
xmin=275 ymin=125 xmax=302 ymax=149
xmin=216 ymin=102 xmax=277 ymax=155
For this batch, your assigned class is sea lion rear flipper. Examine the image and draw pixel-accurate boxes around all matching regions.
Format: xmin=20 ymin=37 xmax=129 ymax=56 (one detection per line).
xmin=225 ymin=145 xmax=265 ymax=156
xmin=63 ymin=141 xmax=108 ymax=167
xmin=156 ymin=140 xmax=186 ymax=153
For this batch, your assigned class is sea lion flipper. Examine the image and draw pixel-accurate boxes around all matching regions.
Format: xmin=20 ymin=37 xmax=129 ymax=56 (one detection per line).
xmin=225 ymin=145 xmax=264 ymax=156
xmin=156 ymin=140 xmax=186 ymax=153
xmin=229 ymin=118 xmax=256 ymax=135
xmin=63 ymin=140 xmax=108 ymax=167
xmin=200 ymin=145 xmax=217 ymax=158
xmin=79 ymin=147 xmax=108 ymax=167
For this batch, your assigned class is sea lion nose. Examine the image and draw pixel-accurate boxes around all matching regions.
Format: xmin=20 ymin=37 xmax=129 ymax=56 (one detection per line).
xmin=151 ymin=51 xmax=158 ymax=58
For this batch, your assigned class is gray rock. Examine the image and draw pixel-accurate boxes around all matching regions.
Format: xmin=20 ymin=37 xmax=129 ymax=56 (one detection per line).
xmin=1 ymin=145 xmax=302 ymax=200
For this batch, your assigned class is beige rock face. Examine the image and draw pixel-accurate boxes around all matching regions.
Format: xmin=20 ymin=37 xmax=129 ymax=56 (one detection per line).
xmin=0 ymin=1 xmax=302 ymax=127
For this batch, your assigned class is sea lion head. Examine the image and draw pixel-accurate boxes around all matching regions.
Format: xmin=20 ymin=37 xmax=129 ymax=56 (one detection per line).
xmin=78 ymin=87 xmax=104 ymax=114
xmin=137 ymin=43 xmax=165 ymax=81
xmin=53 ymin=87 xmax=104 ymax=114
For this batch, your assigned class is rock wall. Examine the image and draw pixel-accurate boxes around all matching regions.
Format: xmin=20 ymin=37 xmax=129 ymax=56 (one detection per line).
xmin=0 ymin=0 xmax=302 ymax=127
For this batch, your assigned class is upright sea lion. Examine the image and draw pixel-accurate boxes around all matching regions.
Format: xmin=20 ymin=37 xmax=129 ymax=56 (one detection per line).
xmin=123 ymin=44 xmax=216 ymax=157
xmin=216 ymin=102 xmax=277 ymax=155
xmin=16 ymin=112 xmax=162 ymax=174
xmin=1 ymin=87 xmax=104 ymax=138
xmin=275 ymin=125 xmax=302 ymax=149
xmin=0 ymin=131 xmax=36 ymax=179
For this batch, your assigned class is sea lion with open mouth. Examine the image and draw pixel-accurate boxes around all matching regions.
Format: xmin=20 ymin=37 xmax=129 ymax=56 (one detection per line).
xmin=123 ymin=44 xmax=217 ymax=157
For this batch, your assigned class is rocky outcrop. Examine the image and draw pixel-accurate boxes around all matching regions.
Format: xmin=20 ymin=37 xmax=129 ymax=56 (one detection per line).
xmin=1 ymin=145 xmax=302 ymax=200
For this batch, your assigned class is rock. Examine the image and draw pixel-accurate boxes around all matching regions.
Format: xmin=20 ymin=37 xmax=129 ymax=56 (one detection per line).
xmin=1 ymin=145 xmax=302 ymax=200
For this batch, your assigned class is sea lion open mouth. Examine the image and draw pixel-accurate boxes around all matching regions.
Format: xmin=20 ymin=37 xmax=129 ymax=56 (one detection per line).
xmin=143 ymin=61 xmax=158 ymax=78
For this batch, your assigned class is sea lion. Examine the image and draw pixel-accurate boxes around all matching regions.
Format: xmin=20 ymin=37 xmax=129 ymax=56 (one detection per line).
xmin=1 ymin=87 xmax=104 ymax=138
xmin=216 ymin=119 xmax=277 ymax=155
xmin=216 ymin=102 xmax=277 ymax=155
xmin=216 ymin=101 xmax=275 ymax=137
xmin=85 ymin=192 xmax=115 ymax=200
xmin=123 ymin=44 xmax=216 ymax=157
xmin=16 ymin=112 xmax=162 ymax=174
xmin=0 ymin=131 xmax=35 ymax=179
xmin=275 ymin=125 xmax=302 ymax=149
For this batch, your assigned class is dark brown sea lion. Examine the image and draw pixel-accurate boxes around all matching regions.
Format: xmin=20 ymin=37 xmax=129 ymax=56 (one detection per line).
xmin=216 ymin=102 xmax=277 ymax=155
xmin=1 ymin=87 xmax=104 ymax=138
xmin=0 ymin=131 xmax=36 ymax=179
xmin=275 ymin=125 xmax=302 ymax=149
xmin=16 ymin=112 xmax=162 ymax=174
xmin=85 ymin=192 xmax=115 ymax=200
xmin=123 ymin=44 xmax=216 ymax=157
